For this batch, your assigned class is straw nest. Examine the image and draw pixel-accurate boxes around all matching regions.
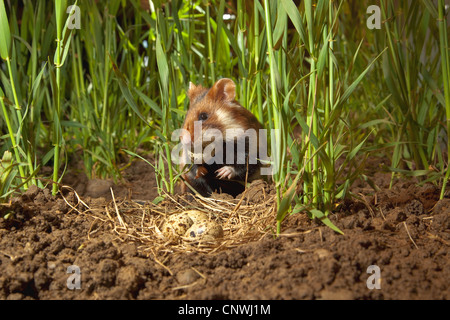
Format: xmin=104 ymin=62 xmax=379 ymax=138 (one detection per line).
xmin=61 ymin=180 xmax=277 ymax=256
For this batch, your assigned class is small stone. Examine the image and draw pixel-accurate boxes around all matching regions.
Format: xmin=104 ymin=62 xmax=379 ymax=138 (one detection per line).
xmin=314 ymin=248 xmax=332 ymax=259
xmin=85 ymin=179 xmax=115 ymax=198
xmin=177 ymin=269 xmax=200 ymax=286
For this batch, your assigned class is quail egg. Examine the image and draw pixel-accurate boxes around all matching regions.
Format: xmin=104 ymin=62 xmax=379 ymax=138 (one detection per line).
xmin=185 ymin=221 xmax=224 ymax=241
xmin=161 ymin=210 xmax=223 ymax=242
xmin=185 ymin=210 xmax=209 ymax=222
xmin=161 ymin=213 xmax=194 ymax=238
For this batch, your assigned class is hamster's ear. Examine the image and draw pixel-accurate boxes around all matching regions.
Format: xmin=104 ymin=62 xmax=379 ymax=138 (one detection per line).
xmin=207 ymin=78 xmax=236 ymax=102
xmin=187 ymin=82 xmax=204 ymax=101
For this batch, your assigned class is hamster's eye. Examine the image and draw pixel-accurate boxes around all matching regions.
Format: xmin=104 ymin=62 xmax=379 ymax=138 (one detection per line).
xmin=198 ymin=112 xmax=209 ymax=121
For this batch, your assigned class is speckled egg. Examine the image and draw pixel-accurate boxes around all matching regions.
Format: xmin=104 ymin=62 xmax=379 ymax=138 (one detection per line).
xmin=185 ymin=221 xmax=224 ymax=241
xmin=184 ymin=210 xmax=210 ymax=222
xmin=161 ymin=213 xmax=194 ymax=238
xmin=162 ymin=210 xmax=223 ymax=242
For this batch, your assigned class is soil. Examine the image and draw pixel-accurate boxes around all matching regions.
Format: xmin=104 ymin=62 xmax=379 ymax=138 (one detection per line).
xmin=0 ymin=157 xmax=448 ymax=300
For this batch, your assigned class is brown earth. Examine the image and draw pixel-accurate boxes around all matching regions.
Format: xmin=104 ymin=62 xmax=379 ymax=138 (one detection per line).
xmin=0 ymin=157 xmax=448 ymax=300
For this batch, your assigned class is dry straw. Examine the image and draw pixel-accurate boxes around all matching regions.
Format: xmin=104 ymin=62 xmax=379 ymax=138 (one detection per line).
xmin=63 ymin=182 xmax=277 ymax=256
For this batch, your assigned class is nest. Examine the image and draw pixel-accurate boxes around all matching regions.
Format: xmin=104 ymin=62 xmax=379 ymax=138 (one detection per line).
xmin=61 ymin=180 xmax=277 ymax=258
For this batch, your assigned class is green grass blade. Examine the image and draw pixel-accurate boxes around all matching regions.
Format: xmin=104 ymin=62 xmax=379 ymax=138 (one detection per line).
xmin=109 ymin=55 xmax=151 ymax=128
xmin=54 ymin=0 xmax=67 ymax=40
xmin=310 ymin=209 xmax=344 ymax=235
xmin=335 ymin=47 xmax=387 ymax=109
xmin=0 ymin=0 xmax=11 ymax=60
xmin=280 ymin=0 xmax=306 ymax=45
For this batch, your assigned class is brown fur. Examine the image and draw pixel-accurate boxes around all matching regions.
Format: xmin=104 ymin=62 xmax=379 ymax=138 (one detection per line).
xmin=180 ymin=78 xmax=263 ymax=196
xmin=184 ymin=79 xmax=262 ymax=143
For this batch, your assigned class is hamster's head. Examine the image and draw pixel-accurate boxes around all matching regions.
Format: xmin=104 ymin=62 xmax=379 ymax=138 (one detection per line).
xmin=181 ymin=78 xmax=261 ymax=147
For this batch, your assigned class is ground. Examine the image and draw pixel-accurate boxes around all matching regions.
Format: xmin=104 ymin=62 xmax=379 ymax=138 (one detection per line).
xmin=0 ymin=157 xmax=448 ymax=300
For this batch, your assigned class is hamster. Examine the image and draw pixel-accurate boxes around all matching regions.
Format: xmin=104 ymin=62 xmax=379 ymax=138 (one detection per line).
xmin=179 ymin=78 xmax=263 ymax=197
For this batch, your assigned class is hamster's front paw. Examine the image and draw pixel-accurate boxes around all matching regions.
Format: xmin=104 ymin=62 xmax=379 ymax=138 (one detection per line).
xmin=216 ymin=166 xmax=236 ymax=180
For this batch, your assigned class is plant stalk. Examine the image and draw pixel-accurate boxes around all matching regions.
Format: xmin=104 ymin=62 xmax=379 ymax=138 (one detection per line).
xmin=6 ymin=57 xmax=32 ymax=189
xmin=438 ymin=0 xmax=450 ymax=199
